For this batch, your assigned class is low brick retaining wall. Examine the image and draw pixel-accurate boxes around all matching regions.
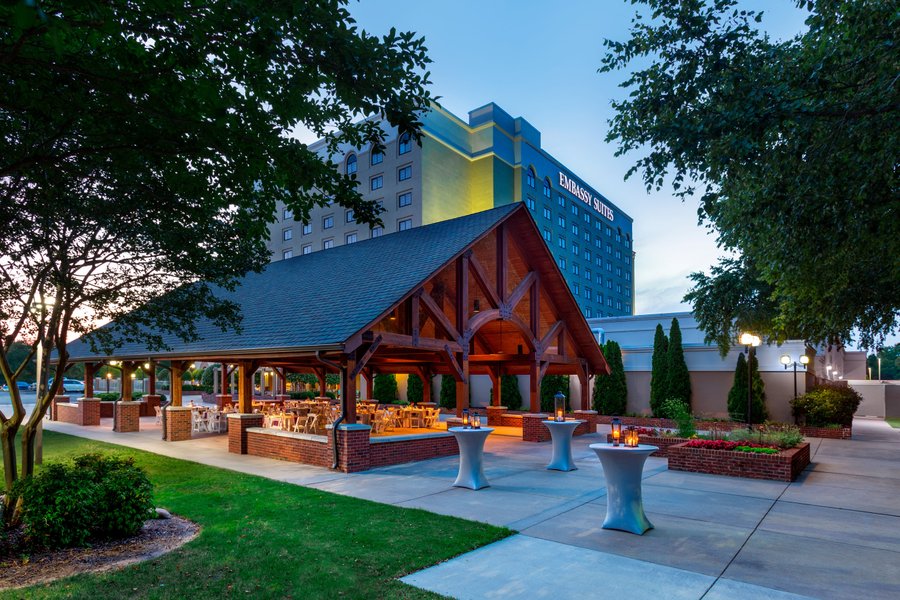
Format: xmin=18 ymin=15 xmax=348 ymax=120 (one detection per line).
xmin=56 ymin=398 xmax=100 ymax=426
xmin=233 ymin=420 xmax=459 ymax=473
xmin=799 ymin=425 xmax=851 ymax=439
xmin=522 ymin=413 xmax=594 ymax=442
xmin=100 ymin=401 xmax=116 ymax=418
xmin=605 ymin=434 xmax=689 ymax=457
xmin=667 ymin=442 xmax=811 ymax=482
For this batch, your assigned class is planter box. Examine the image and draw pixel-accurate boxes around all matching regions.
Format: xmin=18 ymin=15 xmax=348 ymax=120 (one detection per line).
xmin=667 ymin=441 xmax=811 ymax=482
xmin=595 ymin=415 xmax=743 ymax=432
xmin=799 ymin=425 xmax=851 ymax=439
xmin=605 ymin=434 xmax=690 ymax=457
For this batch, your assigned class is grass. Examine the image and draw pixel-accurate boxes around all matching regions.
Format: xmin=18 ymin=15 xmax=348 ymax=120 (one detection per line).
xmin=1 ymin=431 xmax=511 ymax=599
xmin=886 ymin=418 xmax=900 ymax=429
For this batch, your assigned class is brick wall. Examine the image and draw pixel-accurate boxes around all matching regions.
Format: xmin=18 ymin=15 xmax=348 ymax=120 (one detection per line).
xmin=667 ymin=442 xmax=811 ymax=482
xmin=486 ymin=405 xmax=507 ymax=426
xmin=595 ymin=415 xmax=746 ymax=431
xmin=522 ymin=414 xmax=551 ymax=442
xmin=799 ymin=425 xmax=852 ymax=439
xmin=166 ymin=406 xmax=193 ymax=442
xmin=500 ymin=413 xmax=524 ymax=428
xmin=51 ymin=395 xmax=70 ymax=421
xmin=245 ymin=428 xmax=331 ymax=466
xmin=369 ymin=434 xmax=458 ymax=467
xmin=100 ymin=402 xmax=116 ymax=418
xmin=227 ymin=414 xmax=265 ymax=453
xmin=56 ymin=398 xmax=100 ymax=426
xmin=605 ymin=434 xmax=688 ymax=457
xmin=142 ymin=395 xmax=162 ymax=417
xmin=115 ymin=401 xmax=141 ymax=432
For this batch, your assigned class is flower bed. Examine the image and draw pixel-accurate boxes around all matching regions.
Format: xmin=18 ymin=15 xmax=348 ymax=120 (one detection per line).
xmin=668 ymin=441 xmax=811 ymax=482
xmin=595 ymin=415 xmax=744 ymax=432
xmin=605 ymin=432 xmax=689 ymax=457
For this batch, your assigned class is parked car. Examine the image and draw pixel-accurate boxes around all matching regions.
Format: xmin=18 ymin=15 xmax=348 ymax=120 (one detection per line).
xmin=2 ymin=381 xmax=31 ymax=391
xmin=48 ymin=378 xmax=85 ymax=393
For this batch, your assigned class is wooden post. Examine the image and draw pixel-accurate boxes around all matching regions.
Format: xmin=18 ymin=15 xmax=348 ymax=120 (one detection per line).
xmin=84 ymin=362 xmax=95 ymax=398
xmin=120 ymin=362 xmax=134 ymax=402
xmin=529 ymin=361 xmax=540 ymax=413
xmin=489 ymin=366 xmax=502 ymax=406
xmin=148 ymin=363 xmax=156 ymax=395
xmin=420 ymin=368 xmax=432 ymax=404
xmin=238 ymin=362 xmax=255 ymax=413
xmin=455 ymin=354 xmax=469 ymax=417
xmin=317 ymin=368 xmax=327 ymax=397
xmin=170 ymin=362 xmax=184 ymax=407
xmin=364 ymin=368 xmax=374 ymax=400
xmin=342 ymin=359 xmax=357 ymax=424
xmin=221 ymin=363 xmax=229 ymax=397
xmin=579 ymin=372 xmax=589 ymax=411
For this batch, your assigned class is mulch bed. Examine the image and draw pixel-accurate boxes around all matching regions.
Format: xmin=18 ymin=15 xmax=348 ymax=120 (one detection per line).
xmin=0 ymin=516 xmax=199 ymax=591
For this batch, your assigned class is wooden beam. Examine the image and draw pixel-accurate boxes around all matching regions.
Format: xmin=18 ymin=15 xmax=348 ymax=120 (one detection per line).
xmin=508 ymin=271 xmax=537 ymax=313
xmin=418 ymin=289 xmax=461 ymax=341
xmin=84 ymin=362 xmax=95 ymax=398
xmin=496 ymin=223 xmax=507 ymax=302
xmin=489 ymin=365 xmax=501 ymax=407
xmin=342 ymin=356 xmax=357 ymax=424
xmin=372 ymin=331 xmax=463 ymax=353
xmin=411 ymin=292 xmax=420 ymax=346
xmin=455 ymin=353 xmax=470 ymax=418
xmin=170 ymin=361 xmax=185 ymax=407
xmin=539 ymin=360 xmax=551 ymax=380
xmin=238 ymin=360 xmax=259 ymax=413
xmin=350 ymin=335 xmax=383 ymax=379
xmin=469 ymin=254 xmax=501 ymax=308
xmin=530 ymin=273 xmax=540 ymax=337
xmin=456 ymin=253 xmax=469 ymax=334
xmin=444 ymin=345 xmax=465 ymax=382
xmin=539 ymin=321 xmax=565 ymax=356
xmin=529 ymin=361 xmax=540 ymax=413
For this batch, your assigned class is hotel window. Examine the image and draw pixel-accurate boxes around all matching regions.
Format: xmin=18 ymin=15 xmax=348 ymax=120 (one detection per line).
xmin=571 ymin=224 xmax=579 ymax=236
xmin=595 ymin=256 xmax=602 ymax=267
xmin=606 ymin=261 xmax=612 ymax=272
xmin=616 ymin=267 xmax=622 ymax=277
xmin=585 ymin=287 xmax=592 ymax=300
xmin=323 ymin=239 xmax=334 ymax=250
xmin=370 ymin=175 xmax=383 ymax=191
xmin=543 ymin=178 xmax=552 ymax=198
xmin=616 ymin=283 xmax=622 ymax=293
xmin=625 ymin=271 xmax=631 ymax=281
xmin=583 ymin=212 xmax=591 ymax=224
xmin=558 ymin=237 xmax=566 ymax=250
xmin=398 ymin=192 xmax=412 ymax=207
xmin=598 ymin=293 xmax=604 ymax=304
xmin=595 ymin=238 xmax=602 ymax=249
xmin=616 ymin=228 xmax=622 ymax=242
xmin=595 ymin=220 xmax=602 ymax=231
xmin=346 ymin=232 xmax=358 ymax=244
xmin=346 ymin=153 xmax=357 ymax=175
xmin=584 ymin=231 xmax=591 ymax=242
xmin=558 ymin=257 xmax=566 ymax=270
xmin=625 ymin=288 xmax=632 ymax=297
xmin=558 ymin=215 xmax=565 ymax=228
xmin=398 ymin=132 xmax=412 ymax=154
xmin=572 ymin=243 xmax=580 ymax=256
xmin=323 ymin=215 xmax=334 ymax=229
xmin=302 ymin=223 xmax=312 ymax=235
xmin=607 ymin=279 xmax=613 ymax=289
xmin=626 ymin=303 xmax=631 ymax=313
xmin=558 ymin=194 xmax=566 ymax=208
xmin=585 ymin=268 xmax=592 ymax=281
xmin=543 ymin=228 xmax=552 ymax=242
xmin=371 ymin=146 xmax=384 ymax=165
xmin=625 ymin=255 xmax=631 ymax=265
xmin=571 ymin=203 xmax=578 ymax=216
xmin=607 ymin=297 xmax=613 ymax=307
xmin=616 ymin=301 xmax=622 ymax=310
xmin=606 ymin=226 xmax=612 ymax=237
xmin=596 ymin=273 xmax=603 ymax=285
xmin=371 ymin=226 xmax=383 ymax=238
xmin=283 ymin=207 xmax=293 ymax=220
xmin=574 ymin=283 xmax=580 ymax=295
xmin=398 ymin=164 xmax=412 ymax=181
xmin=615 ymin=249 xmax=621 ymax=259
xmin=625 ymin=235 xmax=631 ymax=249
xmin=398 ymin=218 xmax=412 ymax=231
xmin=584 ymin=249 xmax=592 ymax=262
xmin=542 ymin=206 xmax=551 ymax=220
xmin=282 ymin=228 xmax=292 ymax=241
xmin=572 ymin=263 xmax=580 ymax=276
xmin=346 ymin=209 xmax=355 ymax=223
xmin=526 ymin=197 xmax=535 ymax=210
xmin=526 ymin=167 xmax=536 ymax=188
xmin=282 ymin=249 xmax=293 ymax=260
xmin=606 ymin=243 xmax=612 ymax=254
xmin=586 ymin=308 xmax=593 ymax=318
xmin=302 ymin=244 xmax=312 ymax=255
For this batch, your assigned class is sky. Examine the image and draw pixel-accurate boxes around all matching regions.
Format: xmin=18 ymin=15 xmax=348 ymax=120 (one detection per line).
xmin=345 ymin=0 xmax=810 ymax=316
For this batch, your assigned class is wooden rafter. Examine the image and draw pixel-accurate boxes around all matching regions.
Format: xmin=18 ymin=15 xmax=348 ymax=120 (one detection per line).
xmin=350 ymin=335 xmax=383 ymax=378
xmin=418 ymin=288 xmax=461 ymax=341
xmin=468 ymin=254 xmax=501 ymax=308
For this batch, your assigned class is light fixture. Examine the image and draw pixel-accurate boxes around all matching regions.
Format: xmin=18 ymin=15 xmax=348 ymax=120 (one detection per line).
xmin=190 ymin=363 xmax=196 ymax=369
xmin=800 ymin=355 xmax=810 ymax=365
xmin=611 ymin=417 xmax=622 ymax=446
xmin=144 ymin=362 xmax=151 ymax=370
xmin=109 ymin=360 xmax=119 ymax=366
xmin=780 ymin=354 xmax=792 ymax=367
xmin=554 ymin=391 xmax=566 ymax=422
xmin=462 ymin=408 xmax=470 ymax=428
xmin=389 ymin=309 xmax=397 ymax=321
xmin=130 ymin=372 xmax=136 ymax=379
xmin=473 ymin=298 xmax=481 ymax=314
xmin=472 ymin=411 xmax=481 ymax=429
xmin=624 ymin=425 xmax=639 ymax=448
xmin=106 ymin=372 xmax=112 ymax=379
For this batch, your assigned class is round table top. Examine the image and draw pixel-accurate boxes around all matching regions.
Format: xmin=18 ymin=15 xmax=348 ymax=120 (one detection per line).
xmin=448 ymin=426 xmax=494 ymax=434
xmin=589 ymin=443 xmax=659 ymax=453
xmin=542 ymin=419 xmax=586 ymax=426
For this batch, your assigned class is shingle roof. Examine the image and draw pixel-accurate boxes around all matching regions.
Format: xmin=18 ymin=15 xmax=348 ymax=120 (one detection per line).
xmin=65 ymin=204 xmax=520 ymax=360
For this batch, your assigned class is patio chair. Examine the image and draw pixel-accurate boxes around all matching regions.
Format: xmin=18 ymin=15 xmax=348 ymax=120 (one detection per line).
xmin=192 ymin=410 xmax=208 ymax=433
xmin=371 ymin=410 xmax=387 ymax=435
xmin=154 ymin=406 xmax=162 ymax=425
xmin=424 ymin=408 xmax=439 ymax=429
xmin=303 ymin=413 xmax=318 ymax=434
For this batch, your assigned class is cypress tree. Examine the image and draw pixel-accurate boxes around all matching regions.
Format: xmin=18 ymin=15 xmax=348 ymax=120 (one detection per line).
xmin=499 ymin=374 xmax=523 ymax=411
xmin=406 ymin=374 xmax=424 ymax=404
xmin=665 ymin=317 xmax=692 ymax=410
xmin=373 ymin=374 xmax=398 ymax=403
xmin=439 ymin=375 xmax=456 ymax=410
xmin=727 ymin=352 xmax=749 ymax=421
xmin=593 ymin=341 xmax=627 ymax=414
xmin=540 ymin=375 xmax=569 ymax=412
xmin=749 ymin=350 xmax=769 ymax=423
xmin=649 ymin=323 xmax=668 ymax=416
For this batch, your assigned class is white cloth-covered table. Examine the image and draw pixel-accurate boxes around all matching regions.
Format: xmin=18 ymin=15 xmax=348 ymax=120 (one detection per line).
xmin=542 ymin=420 xmax=584 ymax=471
xmin=589 ymin=443 xmax=658 ymax=535
xmin=449 ymin=427 xmax=494 ymax=490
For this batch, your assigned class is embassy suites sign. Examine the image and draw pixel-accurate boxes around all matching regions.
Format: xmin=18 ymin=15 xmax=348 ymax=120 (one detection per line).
xmin=559 ymin=172 xmax=614 ymax=221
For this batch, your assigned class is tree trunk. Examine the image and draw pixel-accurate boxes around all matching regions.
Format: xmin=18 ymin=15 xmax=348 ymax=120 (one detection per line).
xmin=1 ymin=425 xmax=17 ymax=492
xmin=20 ymin=422 xmax=36 ymax=480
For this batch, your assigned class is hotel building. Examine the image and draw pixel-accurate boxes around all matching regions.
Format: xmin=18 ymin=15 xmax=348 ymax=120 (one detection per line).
xmin=267 ymin=102 xmax=635 ymax=318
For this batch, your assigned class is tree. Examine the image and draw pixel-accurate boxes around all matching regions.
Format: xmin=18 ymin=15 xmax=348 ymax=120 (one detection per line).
xmin=665 ymin=318 xmax=691 ymax=410
xmin=439 ymin=375 xmax=456 ymax=410
xmin=372 ymin=374 xmax=398 ymax=403
xmin=406 ymin=374 xmax=424 ymax=404
xmin=593 ymin=341 xmax=627 ymax=415
xmin=649 ymin=324 xmax=669 ymax=416
xmin=0 ymin=1 xmax=432 ymax=494
xmin=602 ymin=0 xmax=898 ymax=352
xmin=540 ymin=375 xmax=570 ymax=413
xmin=727 ymin=351 xmax=768 ymax=423
xmin=500 ymin=374 xmax=523 ymax=411
xmin=867 ymin=344 xmax=900 ymax=380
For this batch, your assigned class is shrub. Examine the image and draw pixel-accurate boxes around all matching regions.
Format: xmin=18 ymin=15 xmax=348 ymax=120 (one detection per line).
xmin=649 ymin=323 xmax=668 ymax=416
xmin=439 ymin=375 xmax=456 ymax=410
xmin=96 ymin=392 xmax=119 ymax=402
xmin=665 ymin=318 xmax=692 ymax=409
xmin=372 ymin=374 xmax=398 ymax=403
xmin=540 ymin=375 xmax=569 ymax=413
xmin=790 ymin=385 xmax=861 ymax=426
xmin=727 ymin=351 xmax=768 ymax=423
xmin=593 ymin=341 xmax=627 ymax=415
xmin=200 ymin=365 xmax=215 ymax=393
xmin=406 ymin=374 xmax=424 ymax=404
xmin=662 ymin=398 xmax=695 ymax=438
xmin=16 ymin=453 xmax=154 ymax=550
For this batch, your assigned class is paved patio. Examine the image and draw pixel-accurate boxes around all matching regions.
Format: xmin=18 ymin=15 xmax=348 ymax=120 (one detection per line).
xmin=45 ymin=417 xmax=900 ymax=599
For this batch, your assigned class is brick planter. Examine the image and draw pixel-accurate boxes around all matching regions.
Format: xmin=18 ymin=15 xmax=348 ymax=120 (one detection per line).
xmin=605 ymin=434 xmax=689 ymax=457
xmin=667 ymin=441 xmax=811 ymax=482
xmin=115 ymin=401 xmax=141 ymax=432
xmin=165 ymin=406 xmax=194 ymax=442
xmin=595 ymin=415 xmax=744 ymax=432
xmin=799 ymin=425 xmax=852 ymax=439
xmin=522 ymin=414 xmax=551 ymax=442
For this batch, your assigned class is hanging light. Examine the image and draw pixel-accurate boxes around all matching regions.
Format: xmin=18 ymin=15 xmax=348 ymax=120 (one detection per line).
xmin=473 ymin=298 xmax=481 ymax=314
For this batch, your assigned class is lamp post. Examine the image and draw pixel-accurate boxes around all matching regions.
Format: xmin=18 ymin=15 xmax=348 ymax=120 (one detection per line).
xmin=106 ymin=371 xmax=112 ymax=393
xmin=878 ymin=356 xmax=882 ymax=380
xmin=780 ymin=353 xmax=810 ymax=400
xmin=739 ymin=332 xmax=761 ymax=431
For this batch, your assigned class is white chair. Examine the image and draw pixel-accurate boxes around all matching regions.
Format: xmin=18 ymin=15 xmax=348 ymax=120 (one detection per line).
xmin=192 ymin=411 xmax=208 ymax=433
xmin=303 ymin=413 xmax=318 ymax=434
xmin=154 ymin=406 xmax=162 ymax=425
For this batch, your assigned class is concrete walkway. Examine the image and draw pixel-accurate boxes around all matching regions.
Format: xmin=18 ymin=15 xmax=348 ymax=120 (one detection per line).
xmin=45 ymin=417 xmax=900 ymax=599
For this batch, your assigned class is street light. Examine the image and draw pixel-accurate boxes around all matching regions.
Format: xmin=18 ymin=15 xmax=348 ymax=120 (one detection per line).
xmin=740 ymin=332 xmax=761 ymax=431
xmin=780 ymin=353 xmax=810 ymax=400
xmin=106 ymin=371 xmax=112 ymax=393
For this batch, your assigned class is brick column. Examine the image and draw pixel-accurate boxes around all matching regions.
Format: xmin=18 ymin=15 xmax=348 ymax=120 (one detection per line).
xmin=227 ymin=413 xmax=264 ymax=454
xmin=165 ymin=406 xmax=193 ymax=441
xmin=144 ymin=394 xmax=161 ymax=418
xmin=486 ymin=405 xmax=507 ymax=426
xmin=115 ymin=401 xmax=141 ymax=432
xmin=215 ymin=394 xmax=233 ymax=409
xmin=79 ymin=397 xmax=101 ymax=426
xmin=573 ymin=410 xmax=598 ymax=435
xmin=334 ymin=423 xmax=371 ymax=473
xmin=522 ymin=413 xmax=551 ymax=442
xmin=52 ymin=395 xmax=70 ymax=421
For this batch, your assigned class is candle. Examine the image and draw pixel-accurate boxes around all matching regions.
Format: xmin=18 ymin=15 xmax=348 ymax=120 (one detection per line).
xmin=462 ymin=409 xmax=469 ymax=428
xmin=473 ymin=412 xmax=481 ymax=429
xmin=556 ymin=408 xmax=564 ymax=422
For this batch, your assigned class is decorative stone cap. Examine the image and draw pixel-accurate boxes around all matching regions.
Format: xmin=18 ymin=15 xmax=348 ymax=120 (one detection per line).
xmin=574 ymin=410 xmax=598 ymax=415
xmin=166 ymin=406 xmax=194 ymax=412
xmin=524 ymin=413 xmax=550 ymax=418
xmin=486 ymin=405 xmax=507 ymax=409
xmin=116 ymin=401 xmax=142 ymax=406
xmin=335 ymin=423 xmax=371 ymax=432
xmin=226 ymin=413 xmax=264 ymax=419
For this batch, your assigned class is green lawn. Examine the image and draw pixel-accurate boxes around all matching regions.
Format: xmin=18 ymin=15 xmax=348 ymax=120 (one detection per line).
xmin=886 ymin=418 xmax=900 ymax=429
xmin=1 ymin=432 xmax=511 ymax=599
